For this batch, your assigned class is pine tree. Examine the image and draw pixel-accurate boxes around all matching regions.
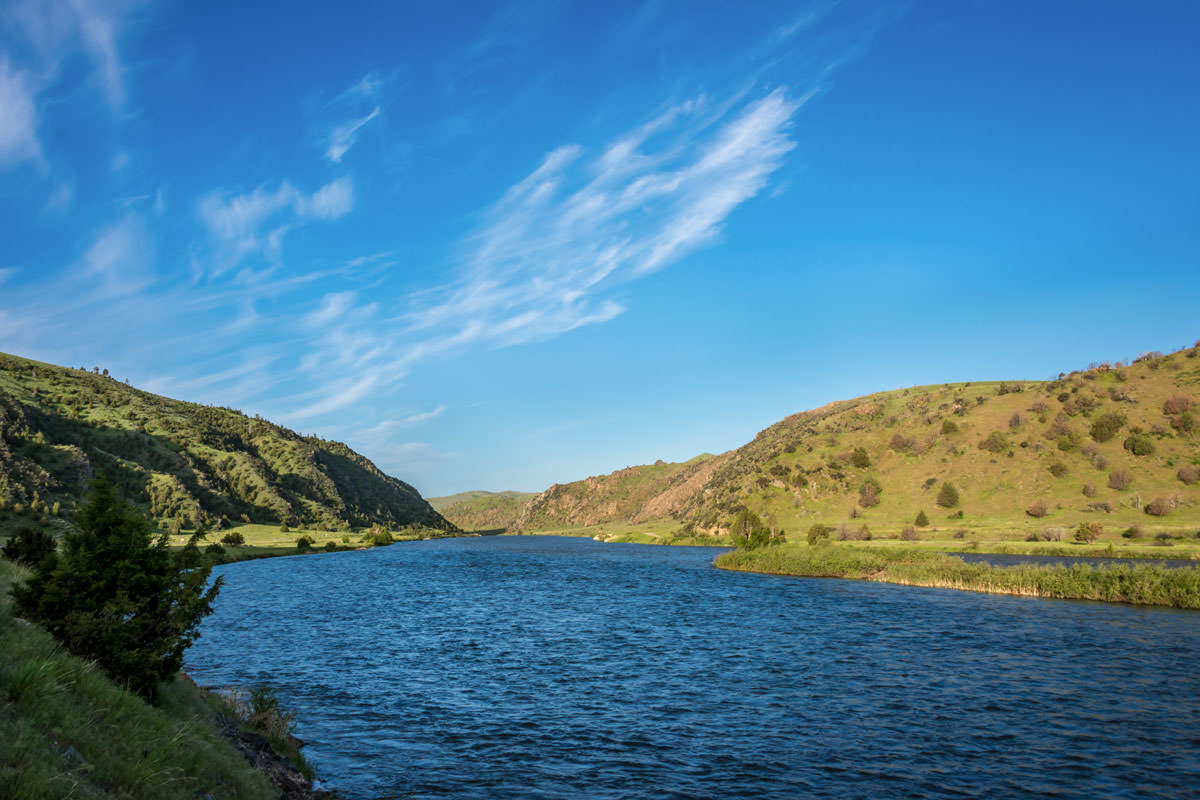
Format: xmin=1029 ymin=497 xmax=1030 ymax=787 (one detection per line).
xmin=936 ymin=482 xmax=960 ymax=509
xmin=12 ymin=475 xmax=222 ymax=697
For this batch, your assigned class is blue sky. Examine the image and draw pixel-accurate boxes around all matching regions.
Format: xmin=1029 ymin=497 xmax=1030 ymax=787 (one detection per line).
xmin=1 ymin=1 xmax=1198 ymax=497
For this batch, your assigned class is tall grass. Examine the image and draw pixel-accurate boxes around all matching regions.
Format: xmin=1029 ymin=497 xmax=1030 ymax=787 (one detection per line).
xmin=715 ymin=544 xmax=1200 ymax=608
xmin=0 ymin=559 xmax=279 ymax=799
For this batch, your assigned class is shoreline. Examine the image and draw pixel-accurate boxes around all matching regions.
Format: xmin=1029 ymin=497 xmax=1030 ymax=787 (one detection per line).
xmin=712 ymin=544 xmax=1200 ymax=609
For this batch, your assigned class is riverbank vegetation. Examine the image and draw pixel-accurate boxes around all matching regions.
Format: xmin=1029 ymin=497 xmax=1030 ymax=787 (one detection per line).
xmin=0 ymin=556 xmax=304 ymax=799
xmin=715 ymin=543 xmax=1200 ymax=608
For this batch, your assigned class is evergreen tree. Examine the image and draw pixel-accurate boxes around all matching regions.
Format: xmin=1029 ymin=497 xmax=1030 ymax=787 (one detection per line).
xmin=914 ymin=510 xmax=930 ymax=528
xmin=11 ymin=475 xmax=222 ymax=698
xmin=937 ymin=482 xmax=960 ymax=509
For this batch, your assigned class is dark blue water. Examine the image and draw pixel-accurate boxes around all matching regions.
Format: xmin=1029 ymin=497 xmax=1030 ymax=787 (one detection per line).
xmin=185 ymin=536 xmax=1200 ymax=799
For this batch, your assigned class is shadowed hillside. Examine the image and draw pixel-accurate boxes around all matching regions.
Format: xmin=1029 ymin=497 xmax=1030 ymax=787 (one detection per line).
xmin=0 ymin=353 xmax=452 ymax=533
xmin=512 ymin=343 xmax=1200 ymax=541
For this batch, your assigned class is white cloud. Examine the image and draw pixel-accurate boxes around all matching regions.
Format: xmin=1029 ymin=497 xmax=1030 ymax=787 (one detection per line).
xmin=326 ymin=107 xmax=379 ymax=164
xmin=0 ymin=56 xmax=42 ymax=168
xmin=303 ymin=291 xmax=357 ymax=327
xmin=197 ymin=177 xmax=355 ymax=274
xmin=401 ymin=405 xmax=446 ymax=426
xmin=81 ymin=214 xmax=152 ymax=297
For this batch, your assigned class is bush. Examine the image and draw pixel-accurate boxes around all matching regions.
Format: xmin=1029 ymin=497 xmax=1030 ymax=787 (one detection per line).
xmin=936 ymin=482 xmax=960 ymax=508
xmin=900 ymin=526 xmax=919 ymax=541
xmin=1163 ymin=395 xmax=1193 ymax=416
xmin=806 ymin=523 xmax=831 ymax=546
xmin=1173 ymin=411 xmax=1196 ymax=433
xmin=979 ymin=431 xmax=1010 ymax=454
xmin=279 ymin=521 xmax=290 ymax=533
xmin=1026 ymin=499 xmax=1049 ymax=518
xmin=1179 ymin=465 xmax=1200 ymax=485
xmin=1144 ymin=496 xmax=1175 ymax=517
xmin=1048 ymin=462 xmax=1068 ymax=478
xmin=1089 ymin=412 xmax=1127 ymax=443
xmin=220 ymin=531 xmax=245 ymax=546
xmin=858 ymin=478 xmax=882 ymax=508
xmin=850 ymin=447 xmax=871 ymax=468
xmin=941 ymin=419 xmax=958 ymax=434
xmin=914 ymin=510 xmax=930 ymax=527
xmin=1074 ymin=522 xmax=1102 ymax=543
xmin=1122 ymin=524 xmax=1143 ymax=539
xmin=1123 ymin=434 xmax=1155 ymax=456
xmin=2 ymin=525 xmax=57 ymax=567
xmin=324 ymin=540 xmax=338 ymax=552
xmin=1108 ymin=468 xmax=1133 ymax=490
xmin=1082 ymin=483 xmax=1097 ymax=497
xmin=204 ymin=542 xmax=226 ymax=556
xmin=295 ymin=535 xmax=314 ymax=551
xmin=889 ymin=433 xmax=914 ymax=452
xmin=11 ymin=475 xmax=221 ymax=697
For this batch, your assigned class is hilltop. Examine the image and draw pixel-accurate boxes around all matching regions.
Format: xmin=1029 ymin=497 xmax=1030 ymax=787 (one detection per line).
xmin=500 ymin=343 xmax=1200 ymax=542
xmin=0 ymin=353 xmax=452 ymax=534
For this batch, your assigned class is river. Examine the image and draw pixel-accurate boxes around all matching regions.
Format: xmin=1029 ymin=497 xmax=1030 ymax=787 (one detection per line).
xmin=185 ymin=536 xmax=1200 ymax=799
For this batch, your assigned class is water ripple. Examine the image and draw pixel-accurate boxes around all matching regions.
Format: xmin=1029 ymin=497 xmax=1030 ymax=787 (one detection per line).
xmin=185 ymin=536 xmax=1200 ymax=799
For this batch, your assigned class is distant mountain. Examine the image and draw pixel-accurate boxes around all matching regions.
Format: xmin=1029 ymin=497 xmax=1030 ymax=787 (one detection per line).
xmin=428 ymin=490 xmax=537 ymax=532
xmin=509 ymin=343 xmax=1200 ymax=537
xmin=0 ymin=353 xmax=452 ymax=533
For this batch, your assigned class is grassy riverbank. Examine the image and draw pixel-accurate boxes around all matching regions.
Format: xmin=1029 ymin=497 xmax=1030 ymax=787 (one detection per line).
xmin=0 ymin=559 xmax=314 ymax=799
xmin=715 ymin=543 xmax=1200 ymax=608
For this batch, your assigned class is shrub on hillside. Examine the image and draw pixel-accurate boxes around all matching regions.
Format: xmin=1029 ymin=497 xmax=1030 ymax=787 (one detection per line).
xmin=889 ymin=433 xmax=915 ymax=453
xmin=914 ymin=510 xmax=930 ymax=527
xmin=937 ymin=482 xmax=960 ymax=508
xmin=1144 ymin=496 xmax=1175 ymax=517
xmin=1172 ymin=411 xmax=1196 ymax=433
xmin=838 ymin=523 xmax=872 ymax=541
xmin=1008 ymin=412 xmax=1023 ymax=429
xmin=296 ymin=535 xmax=314 ymax=551
xmin=941 ymin=419 xmax=958 ymax=434
xmin=1089 ymin=412 xmax=1127 ymax=443
xmin=1048 ymin=462 xmax=1068 ymax=478
xmin=11 ymin=475 xmax=221 ymax=698
xmin=900 ymin=526 xmax=919 ymax=541
xmin=1108 ymin=468 xmax=1133 ymax=490
xmin=1026 ymin=499 xmax=1049 ymax=518
xmin=979 ymin=431 xmax=1010 ymax=454
xmin=1179 ymin=465 xmax=1200 ymax=485
xmin=1082 ymin=483 xmax=1097 ymax=497
xmin=806 ymin=523 xmax=832 ymax=546
xmin=1163 ymin=395 xmax=1194 ymax=416
xmin=850 ymin=447 xmax=871 ymax=468
xmin=858 ymin=478 xmax=882 ymax=508
xmin=2 ymin=525 xmax=56 ymax=567
xmin=1123 ymin=434 xmax=1155 ymax=456
xmin=220 ymin=531 xmax=245 ymax=546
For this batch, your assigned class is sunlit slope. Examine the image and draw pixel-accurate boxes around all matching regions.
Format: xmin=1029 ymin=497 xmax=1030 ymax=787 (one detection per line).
xmin=0 ymin=353 xmax=451 ymax=532
xmin=517 ymin=344 xmax=1200 ymax=538
xmin=428 ymin=490 xmax=536 ymax=531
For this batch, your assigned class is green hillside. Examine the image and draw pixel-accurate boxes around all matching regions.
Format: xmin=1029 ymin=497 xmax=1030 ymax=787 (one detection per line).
xmin=0 ymin=353 xmax=452 ymax=534
xmin=429 ymin=490 xmax=536 ymax=532
xmin=514 ymin=344 xmax=1200 ymax=546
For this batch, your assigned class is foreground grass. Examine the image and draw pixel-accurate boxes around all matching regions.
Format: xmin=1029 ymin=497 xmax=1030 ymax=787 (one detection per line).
xmin=715 ymin=543 xmax=1200 ymax=608
xmin=0 ymin=559 xmax=285 ymax=799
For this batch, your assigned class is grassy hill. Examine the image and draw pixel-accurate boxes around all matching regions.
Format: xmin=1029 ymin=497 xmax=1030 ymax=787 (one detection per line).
xmin=0 ymin=353 xmax=452 ymax=535
xmin=510 ymin=344 xmax=1200 ymax=548
xmin=428 ymin=490 xmax=537 ymax=532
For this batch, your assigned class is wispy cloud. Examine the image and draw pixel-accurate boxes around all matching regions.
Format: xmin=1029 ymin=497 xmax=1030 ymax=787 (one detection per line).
xmin=196 ymin=177 xmax=355 ymax=275
xmin=326 ymin=107 xmax=379 ymax=163
xmin=401 ymin=405 xmax=446 ymax=426
xmin=0 ymin=55 xmax=42 ymax=169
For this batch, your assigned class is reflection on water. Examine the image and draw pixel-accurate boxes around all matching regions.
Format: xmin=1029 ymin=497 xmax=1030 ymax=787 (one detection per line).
xmin=186 ymin=536 xmax=1200 ymax=799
